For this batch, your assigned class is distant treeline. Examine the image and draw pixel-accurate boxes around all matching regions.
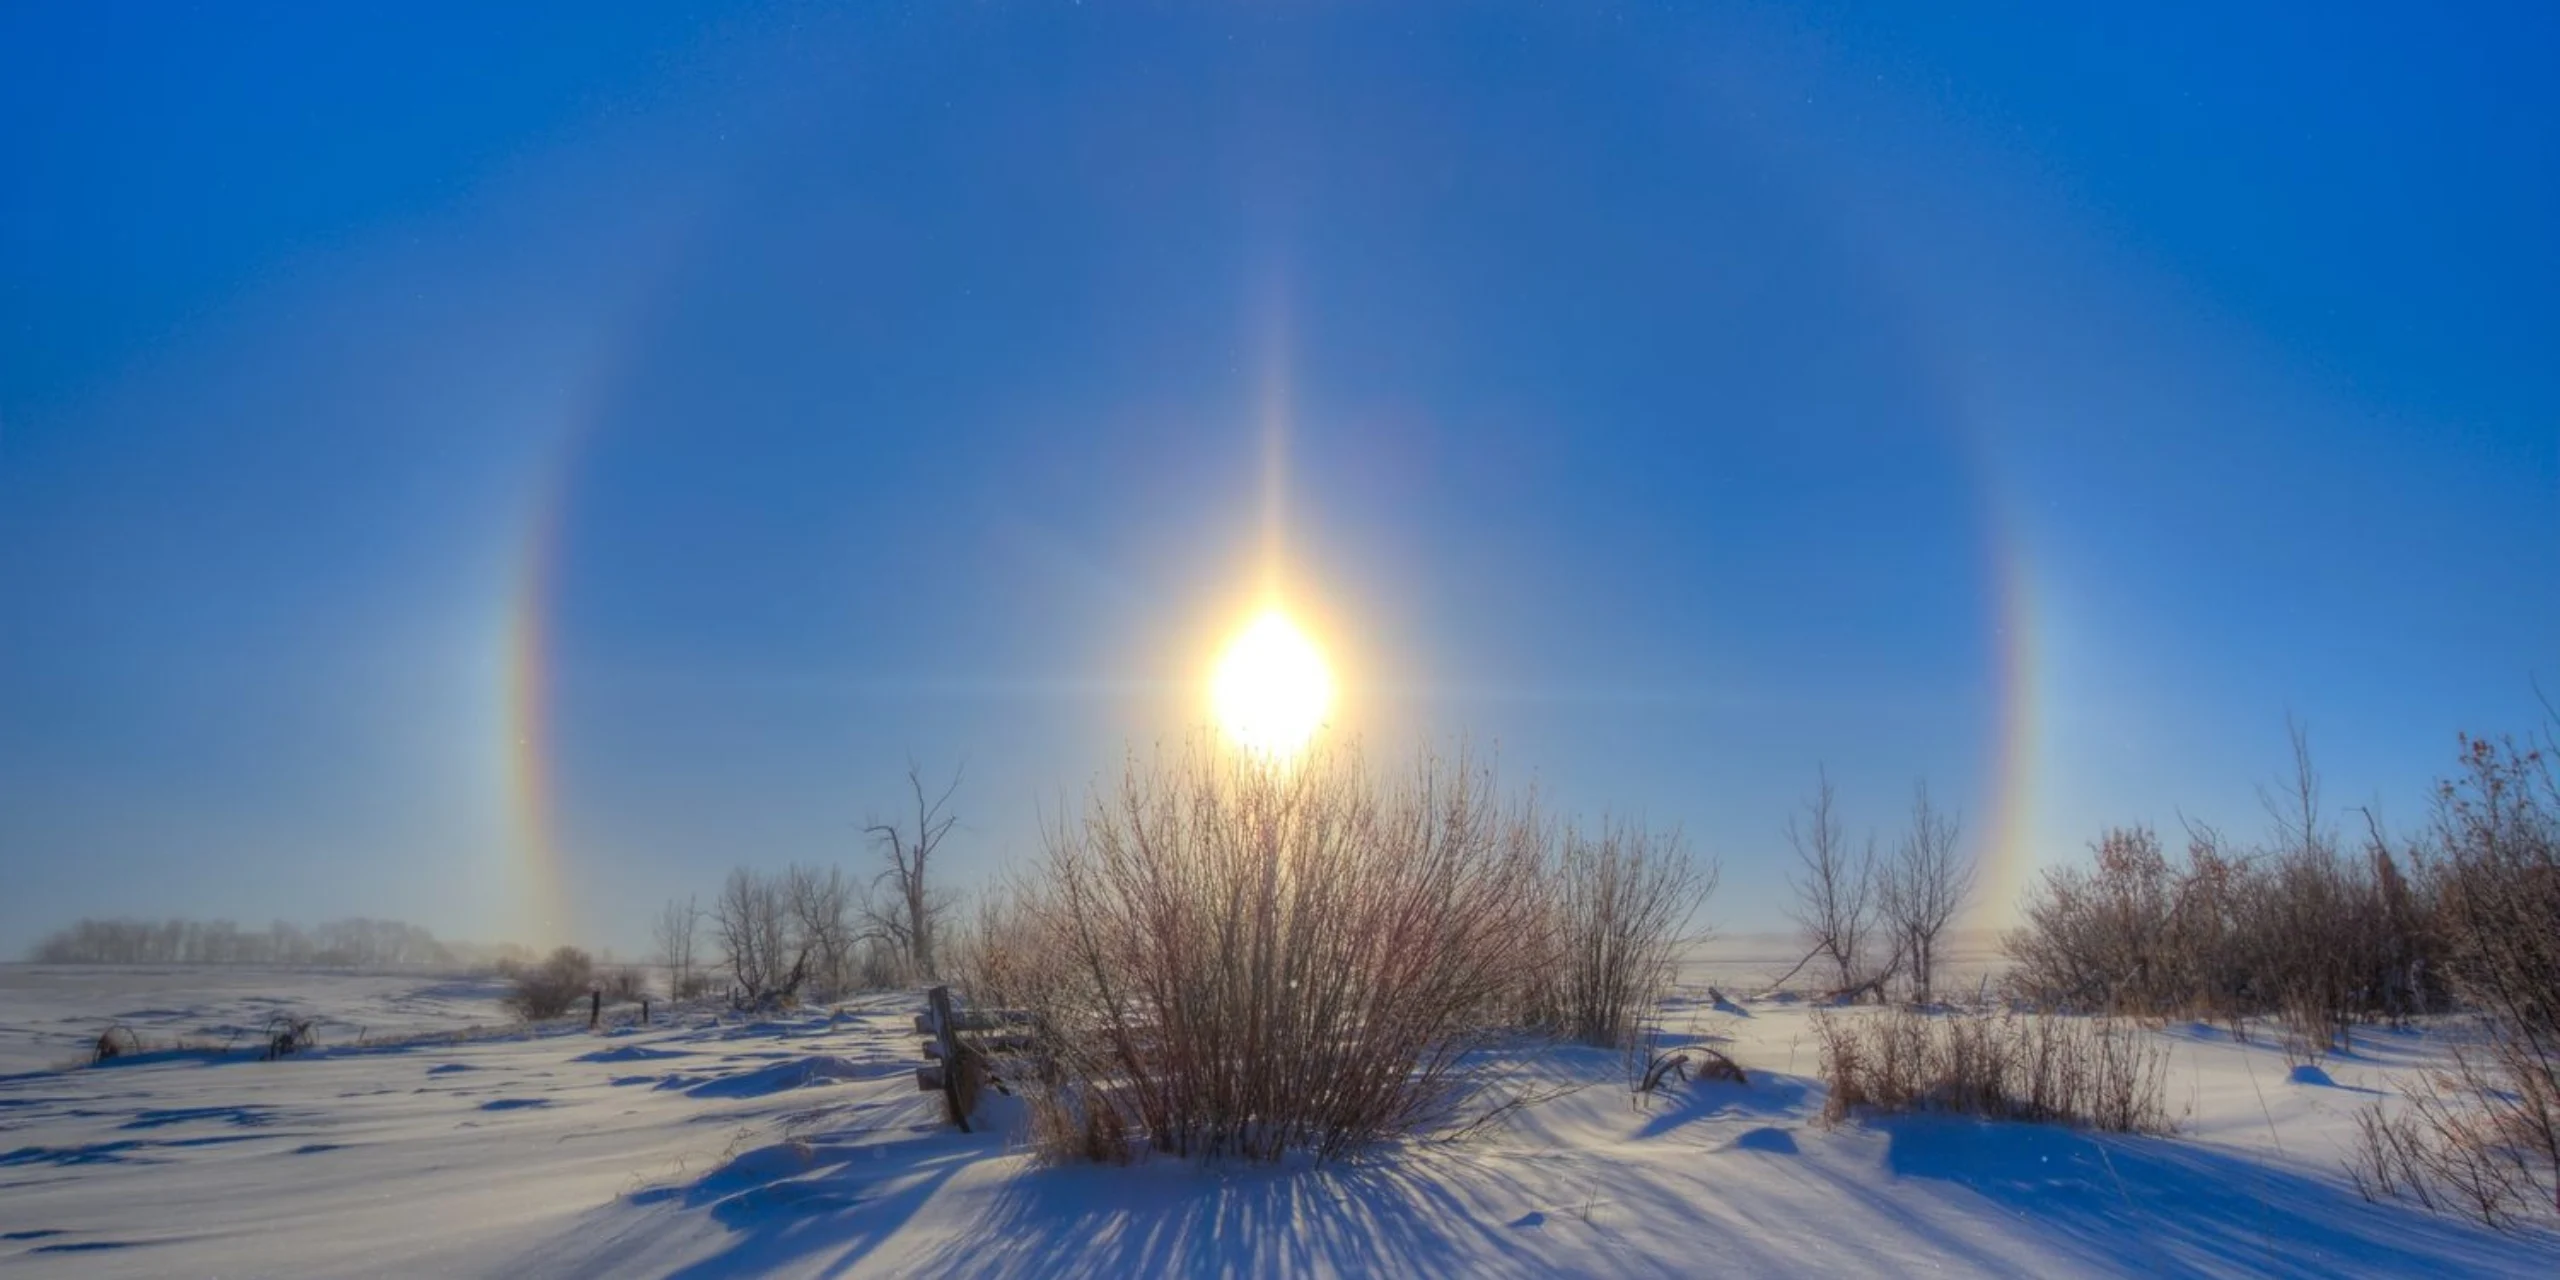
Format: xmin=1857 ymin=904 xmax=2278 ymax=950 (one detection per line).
xmin=27 ymin=916 xmax=456 ymax=968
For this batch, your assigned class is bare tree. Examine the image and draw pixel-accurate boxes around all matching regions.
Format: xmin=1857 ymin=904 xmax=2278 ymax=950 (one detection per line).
xmin=864 ymin=762 xmax=963 ymax=977
xmin=1778 ymin=769 xmax=1879 ymax=996
xmin=785 ymin=864 xmax=859 ymax=999
xmin=652 ymin=895 xmax=699 ymax=1001
xmin=711 ymin=867 xmax=806 ymax=1008
xmin=1880 ymin=781 xmax=1973 ymax=1005
xmin=2260 ymin=715 xmax=2327 ymax=863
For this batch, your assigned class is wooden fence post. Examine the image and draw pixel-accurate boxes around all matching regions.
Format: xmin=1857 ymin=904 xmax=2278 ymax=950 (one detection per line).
xmin=926 ymin=985 xmax=970 ymax=1133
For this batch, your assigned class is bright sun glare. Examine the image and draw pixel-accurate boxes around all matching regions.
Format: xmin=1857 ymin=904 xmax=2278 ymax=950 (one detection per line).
xmin=1211 ymin=609 xmax=1335 ymax=760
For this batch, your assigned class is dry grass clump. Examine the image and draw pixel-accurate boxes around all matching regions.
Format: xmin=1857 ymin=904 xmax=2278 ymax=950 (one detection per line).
xmin=90 ymin=1024 xmax=143 ymax=1064
xmin=1009 ymin=740 xmax=1551 ymax=1163
xmin=260 ymin=1014 xmax=315 ymax=1060
xmin=1639 ymin=1046 xmax=1747 ymax=1092
xmin=2353 ymin=1069 xmax=2556 ymax=1230
xmin=1814 ymin=1007 xmax=2170 ymax=1134
xmin=78 ymin=1022 xmax=273 ymax=1068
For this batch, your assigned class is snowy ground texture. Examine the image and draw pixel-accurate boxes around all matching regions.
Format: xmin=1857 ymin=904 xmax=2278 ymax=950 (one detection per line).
xmin=4 ymin=960 xmax=2556 ymax=1278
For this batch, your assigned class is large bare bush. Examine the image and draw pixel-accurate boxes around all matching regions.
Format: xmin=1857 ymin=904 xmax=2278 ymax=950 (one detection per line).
xmin=508 ymin=945 xmax=596 ymax=1020
xmin=1537 ymin=819 xmax=1716 ymax=1048
xmin=2006 ymin=824 xmax=2201 ymax=1016
xmin=2003 ymin=730 xmax=2441 ymax=1044
xmin=1014 ymin=740 xmax=1548 ymax=1162
xmin=945 ymin=887 xmax=1042 ymax=1014
xmin=2354 ymin=733 xmax=2560 ymax=1227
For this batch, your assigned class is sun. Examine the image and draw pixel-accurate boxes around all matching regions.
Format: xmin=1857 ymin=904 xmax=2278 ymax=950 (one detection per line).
xmin=1211 ymin=608 xmax=1336 ymax=760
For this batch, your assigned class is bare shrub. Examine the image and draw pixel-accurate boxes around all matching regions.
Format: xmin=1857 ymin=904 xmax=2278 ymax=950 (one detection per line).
xmin=1814 ymin=1007 xmax=2169 ymax=1134
xmin=1540 ymin=819 xmax=1716 ymax=1048
xmin=2002 ymin=734 xmax=2441 ymax=1041
xmin=508 ymin=946 xmax=596 ymax=1020
xmin=2352 ymin=1074 xmax=2554 ymax=1229
xmin=1030 ymin=1078 xmax=1135 ymax=1165
xmin=946 ymin=887 xmax=1041 ymax=1013
xmin=2004 ymin=824 xmax=2190 ymax=1014
xmin=2249 ymin=841 xmax=2373 ymax=1062
xmin=1015 ymin=739 xmax=1548 ymax=1162
xmin=2353 ymin=732 xmax=2560 ymax=1228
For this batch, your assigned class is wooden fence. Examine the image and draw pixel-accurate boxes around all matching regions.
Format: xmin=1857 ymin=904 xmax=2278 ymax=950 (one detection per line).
xmin=913 ymin=985 xmax=1043 ymax=1131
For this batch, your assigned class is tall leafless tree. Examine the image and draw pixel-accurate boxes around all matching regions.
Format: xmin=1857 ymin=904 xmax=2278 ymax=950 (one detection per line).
xmin=652 ymin=895 xmax=699 ymax=1001
xmin=785 ymin=864 xmax=858 ymax=999
xmin=1779 ymin=769 xmax=1879 ymax=996
xmin=1880 ymin=781 xmax=1973 ymax=1005
xmin=712 ymin=867 xmax=806 ymax=1007
xmin=2260 ymin=716 xmax=2327 ymax=864
xmin=864 ymin=762 xmax=963 ymax=977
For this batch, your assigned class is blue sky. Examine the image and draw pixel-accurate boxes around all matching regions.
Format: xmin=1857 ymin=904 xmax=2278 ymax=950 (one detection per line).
xmin=3 ymin=2 xmax=2553 ymax=955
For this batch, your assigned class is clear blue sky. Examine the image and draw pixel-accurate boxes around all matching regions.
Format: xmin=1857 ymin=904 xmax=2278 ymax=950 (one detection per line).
xmin=4 ymin=2 xmax=2553 ymax=956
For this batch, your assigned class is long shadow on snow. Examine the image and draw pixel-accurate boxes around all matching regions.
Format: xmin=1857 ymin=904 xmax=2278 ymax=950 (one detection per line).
xmin=605 ymin=1133 xmax=978 ymax=1279
xmin=1880 ymin=1116 xmax=2559 ymax=1278
xmin=394 ymin=977 xmax=512 ymax=1002
xmin=578 ymin=1045 xmax=691 ymax=1064
xmin=680 ymin=1056 xmax=899 ymax=1100
xmin=615 ymin=1129 xmax=1557 ymax=1279
xmin=2 ymin=1135 xmax=266 ymax=1167
xmin=896 ymin=1149 xmax=1558 ymax=1279
xmin=120 ymin=1105 xmax=277 ymax=1130
xmin=1632 ymin=1075 xmax=1810 ymax=1141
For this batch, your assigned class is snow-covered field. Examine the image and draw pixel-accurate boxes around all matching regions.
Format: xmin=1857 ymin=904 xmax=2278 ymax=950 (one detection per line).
xmin=0 ymin=965 xmax=518 ymax=1075
xmin=3 ymin=963 xmax=2554 ymax=1277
